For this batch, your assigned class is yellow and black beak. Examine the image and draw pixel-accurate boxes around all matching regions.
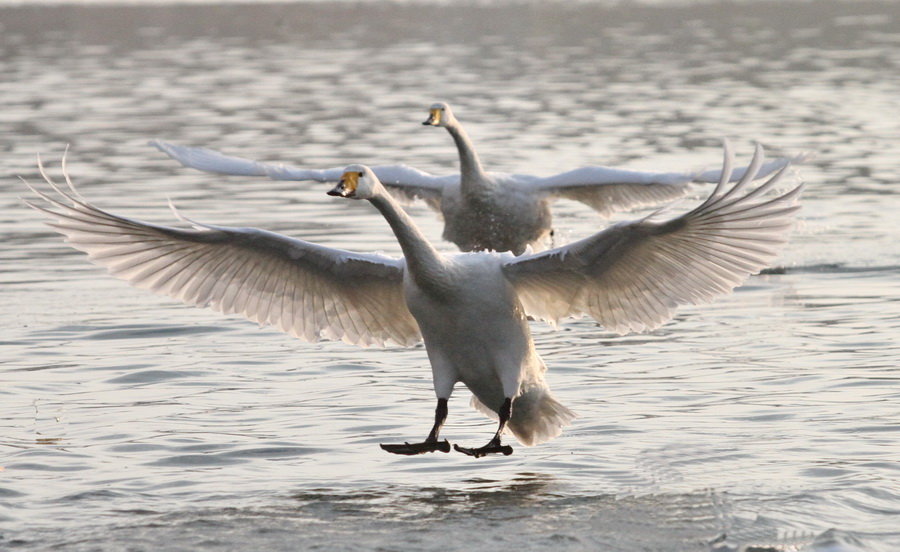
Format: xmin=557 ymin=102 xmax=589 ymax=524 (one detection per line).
xmin=328 ymin=171 xmax=360 ymax=198
xmin=422 ymin=108 xmax=442 ymax=126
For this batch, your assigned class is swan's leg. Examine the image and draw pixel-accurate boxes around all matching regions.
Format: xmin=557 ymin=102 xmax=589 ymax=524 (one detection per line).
xmin=453 ymin=398 xmax=514 ymax=458
xmin=380 ymin=398 xmax=451 ymax=455
xmin=425 ymin=397 xmax=449 ymax=442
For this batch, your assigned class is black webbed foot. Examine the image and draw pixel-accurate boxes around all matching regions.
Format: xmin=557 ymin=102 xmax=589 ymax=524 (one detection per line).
xmin=380 ymin=440 xmax=451 ymax=455
xmin=453 ymin=443 xmax=514 ymax=458
xmin=454 ymin=398 xmax=515 ymax=458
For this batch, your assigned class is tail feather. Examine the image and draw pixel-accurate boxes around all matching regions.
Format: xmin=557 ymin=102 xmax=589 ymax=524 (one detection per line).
xmin=470 ymin=386 xmax=576 ymax=447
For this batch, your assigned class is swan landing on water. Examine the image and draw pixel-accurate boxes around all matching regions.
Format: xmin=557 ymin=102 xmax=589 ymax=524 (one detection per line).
xmin=26 ymin=143 xmax=803 ymax=458
xmin=151 ymin=102 xmax=807 ymax=255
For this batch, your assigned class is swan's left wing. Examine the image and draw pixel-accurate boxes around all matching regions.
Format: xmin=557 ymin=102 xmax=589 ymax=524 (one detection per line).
xmin=150 ymin=140 xmax=450 ymax=212
xmin=529 ymin=152 xmax=804 ymax=216
xmin=502 ymin=144 xmax=803 ymax=334
xmin=25 ymin=161 xmax=421 ymax=348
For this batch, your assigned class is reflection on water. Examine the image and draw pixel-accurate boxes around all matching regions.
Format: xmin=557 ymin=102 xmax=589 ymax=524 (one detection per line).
xmin=1 ymin=1 xmax=899 ymax=551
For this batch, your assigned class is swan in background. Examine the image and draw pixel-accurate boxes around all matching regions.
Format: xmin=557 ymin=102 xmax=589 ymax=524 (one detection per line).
xmin=26 ymin=143 xmax=802 ymax=457
xmin=151 ymin=102 xmax=806 ymax=254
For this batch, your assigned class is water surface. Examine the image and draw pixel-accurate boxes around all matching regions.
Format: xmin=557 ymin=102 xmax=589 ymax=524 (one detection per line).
xmin=1 ymin=1 xmax=899 ymax=550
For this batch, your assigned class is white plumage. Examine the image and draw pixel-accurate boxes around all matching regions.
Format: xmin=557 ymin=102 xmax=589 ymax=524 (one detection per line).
xmin=26 ymin=142 xmax=802 ymax=455
xmin=151 ymin=102 xmax=806 ymax=254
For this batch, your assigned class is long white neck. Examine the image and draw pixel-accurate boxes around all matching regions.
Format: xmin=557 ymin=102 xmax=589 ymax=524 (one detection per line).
xmin=445 ymin=119 xmax=488 ymax=189
xmin=368 ymin=191 xmax=449 ymax=294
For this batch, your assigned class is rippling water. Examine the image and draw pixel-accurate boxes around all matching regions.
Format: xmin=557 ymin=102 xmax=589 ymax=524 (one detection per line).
xmin=1 ymin=1 xmax=899 ymax=550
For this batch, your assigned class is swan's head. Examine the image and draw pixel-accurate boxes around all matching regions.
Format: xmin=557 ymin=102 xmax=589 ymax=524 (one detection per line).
xmin=328 ymin=165 xmax=381 ymax=200
xmin=423 ymin=101 xmax=455 ymax=127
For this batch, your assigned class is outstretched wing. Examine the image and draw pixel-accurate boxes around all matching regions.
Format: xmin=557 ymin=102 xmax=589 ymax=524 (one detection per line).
xmin=25 ymin=160 xmax=421 ymax=348
xmin=503 ymin=143 xmax=803 ymax=334
xmin=530 ymin=151 xmax=805 ymax=217
xmin=150 ymin=140 xmax=451 ymax=211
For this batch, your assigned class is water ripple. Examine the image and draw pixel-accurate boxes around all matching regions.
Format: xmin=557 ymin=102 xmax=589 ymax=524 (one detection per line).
xmin=2 ymin=0 xmax=899 ymax=551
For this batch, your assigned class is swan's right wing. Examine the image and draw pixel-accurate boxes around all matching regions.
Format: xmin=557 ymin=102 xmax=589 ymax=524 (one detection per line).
xmin=150 ymin=140 xmax=450 ymax=211
xmin=502 ymin=144 xmax=803 ymax=334
xmin=25 ymin=161 xmax=421 ymax=348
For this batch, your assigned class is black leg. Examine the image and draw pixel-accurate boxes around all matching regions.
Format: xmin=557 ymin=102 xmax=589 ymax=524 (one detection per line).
xmin=380 ymin=398 xmax=451 ymax=455
xmin=454 ymin=398 xmax=514 ymax=458
xmin=426 ymin=398 xmax=448 ymax=442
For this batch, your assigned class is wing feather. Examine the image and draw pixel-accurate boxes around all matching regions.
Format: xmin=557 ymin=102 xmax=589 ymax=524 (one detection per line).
xmin=26 ymin=163 xmax=421 ymax=348
xmin=530 ymin=147 xmax=805 ymax=217
xmin=150 ymin=140 xmax=451 ymax=211
xmin=503 ymin=146 xmax=803 ymax=334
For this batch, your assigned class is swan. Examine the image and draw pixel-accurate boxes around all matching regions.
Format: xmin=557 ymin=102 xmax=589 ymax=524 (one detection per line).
xmin=151 ymin=102 xmax=805 ymax=254
xmin=26 ymin=143 xmax=803 ymax=457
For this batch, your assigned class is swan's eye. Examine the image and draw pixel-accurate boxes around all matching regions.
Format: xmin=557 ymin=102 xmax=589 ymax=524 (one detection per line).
xmin=357 ymin=172 xmax=364 ymax=178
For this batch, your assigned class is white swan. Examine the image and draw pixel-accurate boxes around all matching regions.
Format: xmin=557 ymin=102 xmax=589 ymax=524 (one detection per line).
xmin=151 ymin=102 xmax=805 ymax=254
xmin=26 ymin=143 xmax=802 ymax=457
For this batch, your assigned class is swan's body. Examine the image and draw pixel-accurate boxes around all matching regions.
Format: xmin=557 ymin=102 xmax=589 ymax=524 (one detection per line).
xmin=437 ymin=174 xmax=552 ymax=254
xmin=151 ymin=102 xmax=805 ymax=254
xmin=403 ymin=252 xmax=558 ymax=444
xmin=27 ymin=143 xmax=803 ymax=455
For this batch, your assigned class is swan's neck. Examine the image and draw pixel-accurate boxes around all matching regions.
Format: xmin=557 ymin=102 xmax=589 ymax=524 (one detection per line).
xmin=446 ymin=121 xmax=488 ymax=188
xmin=369 ymin=192 xmax=449 ymax=293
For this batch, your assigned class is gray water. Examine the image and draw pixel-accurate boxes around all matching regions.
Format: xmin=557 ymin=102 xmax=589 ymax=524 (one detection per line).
xmin=1 ymin=1 xmax=899 ymax=550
